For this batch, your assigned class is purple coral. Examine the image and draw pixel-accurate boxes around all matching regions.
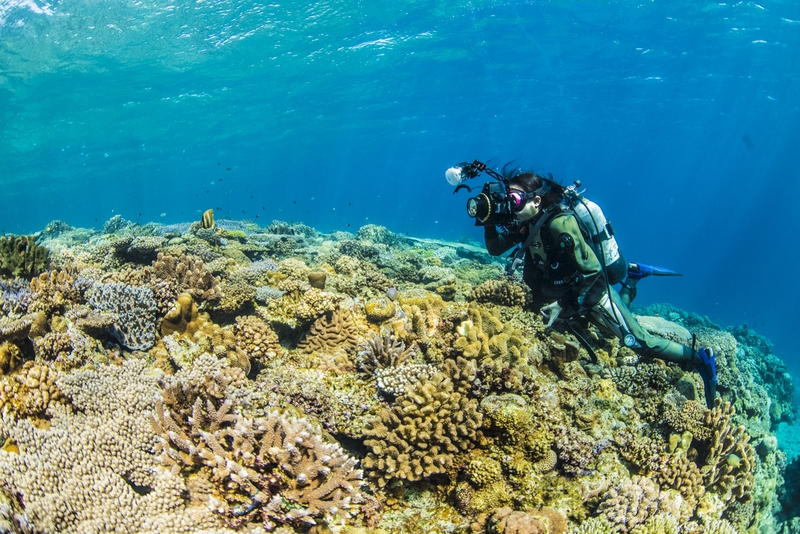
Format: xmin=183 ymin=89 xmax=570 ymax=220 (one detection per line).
xmin=0 ymin=279 xmax=32 ymax=315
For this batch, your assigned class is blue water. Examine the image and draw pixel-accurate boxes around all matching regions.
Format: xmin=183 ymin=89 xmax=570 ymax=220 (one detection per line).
xmin=1 ymin=0 xmax=799 ymax=387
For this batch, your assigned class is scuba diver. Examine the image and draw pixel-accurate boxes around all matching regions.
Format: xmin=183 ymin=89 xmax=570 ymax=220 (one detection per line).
xmin=446 ymin=161 xmax=718 ymax=408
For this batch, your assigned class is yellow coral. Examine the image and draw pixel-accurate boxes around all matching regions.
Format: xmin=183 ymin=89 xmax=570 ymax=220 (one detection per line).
xmin=364 ymin=298 xmax=396 ymax=323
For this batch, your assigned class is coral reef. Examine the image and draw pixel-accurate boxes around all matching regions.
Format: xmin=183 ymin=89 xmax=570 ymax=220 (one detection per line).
xmin=0 ymin=219 xmax=791 ymax=534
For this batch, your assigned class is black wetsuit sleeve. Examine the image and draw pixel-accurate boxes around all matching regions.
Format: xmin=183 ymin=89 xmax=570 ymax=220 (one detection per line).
xmin=484 ymin=226 xmax=520 ymax=256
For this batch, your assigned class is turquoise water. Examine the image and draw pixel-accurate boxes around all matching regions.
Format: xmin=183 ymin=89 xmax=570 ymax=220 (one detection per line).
xmin=2 ymin=0 xmax=799 ymax=387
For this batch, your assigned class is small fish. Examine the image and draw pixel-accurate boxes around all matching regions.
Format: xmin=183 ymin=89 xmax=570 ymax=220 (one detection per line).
xmin=742 ymin=134 xmax=755 ymax=151
xmin=201 ymin=208 xmax=215 ymax=229
xmin=159 ymin=213 xmax=166 ymax=217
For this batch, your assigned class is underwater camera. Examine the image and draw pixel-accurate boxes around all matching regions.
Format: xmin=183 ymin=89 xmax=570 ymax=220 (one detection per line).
xmin=466 ymin=181 xmax=517 ymax=226
xmin=446 ymin=160 xmax=518 ymax=227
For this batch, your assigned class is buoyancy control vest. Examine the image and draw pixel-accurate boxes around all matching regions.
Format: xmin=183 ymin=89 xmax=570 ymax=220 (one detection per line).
xmin=506 ymin=188 xmax=626 ymax=286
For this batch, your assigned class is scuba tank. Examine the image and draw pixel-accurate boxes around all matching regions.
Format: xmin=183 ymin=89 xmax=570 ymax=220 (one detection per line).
xmin=563 ymin=182 xmax=626 ymax=285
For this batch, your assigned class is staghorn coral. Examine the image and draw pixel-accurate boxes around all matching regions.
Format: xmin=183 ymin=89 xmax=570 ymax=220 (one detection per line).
xmin=362 ymin=359 xmax=483 ymax=487
xmin=469 ymin=279 xmax=527 ymax=308
xmin=0 ymin=235 xmax=50 ymax=279
xmin=151 ymin=355 xmax=363 ymax=530
xmin=297 ymin=308 xmax=359 ymax=354
xmin=87 ymin=282 xmax=158 ymax=351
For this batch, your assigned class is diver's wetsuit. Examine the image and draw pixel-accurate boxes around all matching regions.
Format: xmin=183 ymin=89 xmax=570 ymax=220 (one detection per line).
xmin=485 ymin=210 xmax=695 ymax=365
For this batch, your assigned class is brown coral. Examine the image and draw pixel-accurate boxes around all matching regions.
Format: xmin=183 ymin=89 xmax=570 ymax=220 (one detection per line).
xmin=597 ymin=475 xmax=662 ymax=533
xmin=297 ymin=308 xmax=359 ymax=354
xmin=0 ymin=361 xmax=64 ymax=416
xmin=152 ymin=357 xmax=363 ymax=530
xmin=152 ymin=253 xmax=221 ymax=303
xmin=233 ymin=315 xmax=280 ymax=363
xmin=700 ymin=399 xmax=755 ymax=504
xmin=362 ymin=360 xmax=483 ymax=486
xmin=28 ymin=271 xmax=79 ymax=316
xmin=469 ymin=279 xmax=526 ymax=308
xmin=357 ymin=331 xmax=416 ymax=375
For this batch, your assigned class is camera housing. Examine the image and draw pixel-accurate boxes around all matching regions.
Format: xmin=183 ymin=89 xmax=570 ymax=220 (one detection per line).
xmin=466 ymin=181 xmax=516 ymax=227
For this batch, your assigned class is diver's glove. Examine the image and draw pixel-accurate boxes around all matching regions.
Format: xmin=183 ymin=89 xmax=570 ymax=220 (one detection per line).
xmin=541 ymin=301 xmax=563 ymax=328
xmin=696 ymin=347 xmax=717 ymax=409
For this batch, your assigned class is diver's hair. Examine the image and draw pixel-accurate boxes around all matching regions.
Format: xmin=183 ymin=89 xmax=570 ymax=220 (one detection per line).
xmin=506 ymin=171 xmax=564 ymax=207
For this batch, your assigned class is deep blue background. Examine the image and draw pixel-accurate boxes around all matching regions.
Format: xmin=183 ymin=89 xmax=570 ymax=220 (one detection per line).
xmin=1 ymin=0 xmax=798 ymax=383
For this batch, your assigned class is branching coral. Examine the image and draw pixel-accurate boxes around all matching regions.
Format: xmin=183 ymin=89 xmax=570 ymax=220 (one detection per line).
xmin=596 ymin=475 xmax=662 ymax=533
xmin=28 ymin=271 xmax=80 ymax=317
xmin=151 ymin=355 xmax=363 ymax=530
xmin=233 ymin=314 xmax=280 ymax=363
xmin=152 ymin=253 xmax=221 ymax=303
xmin=0 ymin=362 xmax=65 ymax=416
xmin=699 ymin=399 xmax=755 ymax=504
xmin=0 ymin=359 xmax=228 ymax=534
xmin=357 ymin=331 xmax=416 ymax=375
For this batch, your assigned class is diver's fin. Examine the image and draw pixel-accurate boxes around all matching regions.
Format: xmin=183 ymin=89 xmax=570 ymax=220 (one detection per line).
xmin=627 ymin=262 xmax=683 ymax=279
xmin=696 ymin=347 xmax=717 ymax=409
